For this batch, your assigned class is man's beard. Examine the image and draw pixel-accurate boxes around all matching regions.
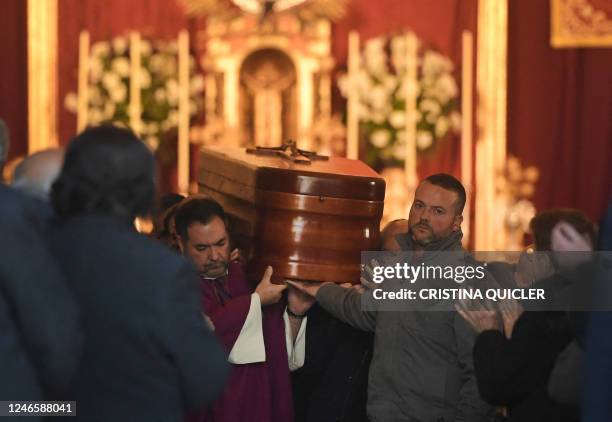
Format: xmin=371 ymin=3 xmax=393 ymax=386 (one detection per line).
xmin=200 ymin=260 xmax=229 ymax=279
xmin=409 ymin=221 xmax=438 ymax=247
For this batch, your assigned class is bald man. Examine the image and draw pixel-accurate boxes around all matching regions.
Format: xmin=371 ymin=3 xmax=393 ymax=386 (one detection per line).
xmin=12 ymin=149 xmax=64 ymax=201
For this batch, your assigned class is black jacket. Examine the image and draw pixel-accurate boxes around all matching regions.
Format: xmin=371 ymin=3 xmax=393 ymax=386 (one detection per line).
xmin=291 ymin=304 xmax=372 ymax=422
xmin=0 ymin=186 xmax=82 ymax=420
xmin=47 ymin=214 xmax=228 ymax=422
xmin=473 ymin=310 xmax=575 ymax=422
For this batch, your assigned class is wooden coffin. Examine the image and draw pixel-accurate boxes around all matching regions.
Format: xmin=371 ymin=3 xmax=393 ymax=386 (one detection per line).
xmin=198 ymin=146 xmax=386 ymax=284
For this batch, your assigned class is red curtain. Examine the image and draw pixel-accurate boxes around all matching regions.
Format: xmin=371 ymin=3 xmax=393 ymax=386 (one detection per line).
xmin=0 ymin=0 xmax=28 ymax=160
xmin=507 ymin=0 xmax=612 ymax=223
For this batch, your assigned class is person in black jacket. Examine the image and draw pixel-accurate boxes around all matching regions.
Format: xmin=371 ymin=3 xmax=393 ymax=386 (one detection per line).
xmin=0 ymin=185 xmax=82 ymax=421
xmin=48 ymin=125 xmax=228 ymax=422
xmin=291 ymin=303 xmax=373 ymax=422
xmin=457 ymin=209 xmax=596 ymax=422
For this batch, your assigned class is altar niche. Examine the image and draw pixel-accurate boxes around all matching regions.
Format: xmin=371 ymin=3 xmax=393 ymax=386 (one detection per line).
xmin=240 ymin=48 xmax=297 ymax=148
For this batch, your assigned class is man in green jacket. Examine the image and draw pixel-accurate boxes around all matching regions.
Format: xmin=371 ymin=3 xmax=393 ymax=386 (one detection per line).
xmin=290 ymin=173 xmax=493 ymax=422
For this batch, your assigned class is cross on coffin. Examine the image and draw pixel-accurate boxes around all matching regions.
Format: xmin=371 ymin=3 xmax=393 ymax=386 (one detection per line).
xmin=246 ymin=140 xmax=329 ymax=164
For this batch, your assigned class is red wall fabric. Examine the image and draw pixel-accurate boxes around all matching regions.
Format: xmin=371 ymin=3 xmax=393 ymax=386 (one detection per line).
xmin=507 ymin=0 xmax=612 ymax=223
xmin=0 ymin=0 xmax=28 ymax=160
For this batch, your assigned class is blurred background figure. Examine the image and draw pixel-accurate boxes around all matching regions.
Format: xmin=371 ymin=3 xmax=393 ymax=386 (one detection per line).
xmin=48 ymin=124 xmax=228 ymax=422
xmin=11 ymin=148 xmax=64 ymax=201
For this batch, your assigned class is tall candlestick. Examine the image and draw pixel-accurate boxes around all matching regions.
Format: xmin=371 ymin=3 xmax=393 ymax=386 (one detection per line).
xmin=346 ymin=31 xmax=360 ymax=160
xmin=403 ymin=32 xmax=418 ymax=194
xmin=461 ymin=30 xmax=474 ymax=245
xmin=129 ymin=31 xmax=142 ymax=135
xmin=178 ymin=30 xmax=190 ymax=194
xmin=77 ymin=30 xmax=90 ymax=133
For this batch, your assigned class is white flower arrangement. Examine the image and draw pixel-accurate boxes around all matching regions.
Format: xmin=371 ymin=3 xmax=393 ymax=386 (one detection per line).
xmin=338 ymin=34 xmax=461 ymax=168
xmin=64 ymin=35 xmax=204 ymax=155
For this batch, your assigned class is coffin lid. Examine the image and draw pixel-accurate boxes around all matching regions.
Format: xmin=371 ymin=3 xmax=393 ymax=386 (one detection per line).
xmin=200 ymin=146 xmax=385 ymax=202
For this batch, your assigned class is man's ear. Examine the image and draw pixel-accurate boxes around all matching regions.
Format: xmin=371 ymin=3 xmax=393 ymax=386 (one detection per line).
xmin=452 ymin=214 xmax=463 ymax=232
xmin=176 ymin=235 xmax=185 ymax=253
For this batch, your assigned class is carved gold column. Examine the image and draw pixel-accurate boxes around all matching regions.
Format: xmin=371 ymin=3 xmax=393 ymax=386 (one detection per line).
xmin=475 ymin=0 xmax=508 ymax=251
xmin=27 ymin=0 xmax=58 ymax=152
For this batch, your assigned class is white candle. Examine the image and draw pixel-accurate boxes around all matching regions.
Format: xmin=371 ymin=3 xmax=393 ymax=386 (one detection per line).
xmin=178 ymin=29 xmax=190 ymax=194
xmin=77 ymin=30 xmax=90 ymax=133
xmin=129 ymin=31 xmax=142 ymax=135
xmin=346 ymin=31 xmax=360 ymax=160
xmin=403 ymin=32 xmax=418 ymax=193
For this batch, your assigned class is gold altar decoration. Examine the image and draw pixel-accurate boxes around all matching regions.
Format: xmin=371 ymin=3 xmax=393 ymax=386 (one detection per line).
xmin=551 ymin=0 xmax=612 ymax=48
xmin=475 ymin=0 xmax=508 ymax=251
xmin=184 ymin=0 xmax=345 ymax=151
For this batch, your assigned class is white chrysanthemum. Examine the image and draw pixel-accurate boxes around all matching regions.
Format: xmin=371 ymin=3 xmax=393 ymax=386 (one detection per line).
xmin=371 ymin=112 xmax=387 ymax=124
xmin=168 ymin=110 xmax=179 ymax=125
xmin=164 ymin=59 xmax=178 ymax=77
xmin=149 ymin=54 xmax=164 ymax=73
xmin=450 ymin=111 xmax=462 ymax=132
xmin=140 ymin=70 xmax=151 ymax=88
xmin=89 ymin=57 xmax=104 ymax=82
xmin=434 ymin=116 xmax=449 ymax=138
xmin=88 ymin=109 xmax=104 ymax=125
xmin=420 ymin=99 xmax=441 ymax=122
xmin=112 ymin=36 xmax=128 ymax=55
xmin=91 ymin=42 xmax=110 ymax=58
xmin=416 ymin=131 xmax=433 ymax=150
xmin=433 ymin=73 xmax=458 ymax=103
xmin=357 ymin=103 xmax=371 ymax=120
xmin=396 ymin=130 xmax=406 ymax=143
xmin=140 ymin=40 xmax=152 ymax=56
xmin=88 ymin=86 xmax=103 ymax=106
xmin=154 ymin=88 xmax=166 ymax=102
xmin=102 ymin=72 xmax=121 ymax=91
xmin=368 ymin=85 xmax=388 ymax=112
xmin=161 ymin=120 xmax=172 ymax=131
xmin=112 ymin=57 xmax=130 ymax=77
xmin=64 ymin=92 xmax=78 ymax=113
xmin=109 ymin=85 xmax=127 ymax=103
xmin=356 ymin=70 xmax=372 ymax=94
xmin=389 ymin=110 xmax=405 ymax=129
xmin=392 ymin=141 xmax=407 ymax=160
xmin=370 ymin=129 xmax=391 ymax=148
xmin=422 ymin=51 xmax=453 ymax=77
xmin=363 ymin=38 xmax=387 ymax=76
xmin=166 ymin=79 xmax=179 ymax=105
xmin=103 ymin=102 xmax=116 ymax=119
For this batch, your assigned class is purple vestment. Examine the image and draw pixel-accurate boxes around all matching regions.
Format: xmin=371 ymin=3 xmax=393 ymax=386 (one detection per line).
xmin=186 ymin=261 xmax=294 ymax=422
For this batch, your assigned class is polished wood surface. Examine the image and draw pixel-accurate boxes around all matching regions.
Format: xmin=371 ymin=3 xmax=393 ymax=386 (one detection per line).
xmin=199 ymin=146 xmax=386 ymax=284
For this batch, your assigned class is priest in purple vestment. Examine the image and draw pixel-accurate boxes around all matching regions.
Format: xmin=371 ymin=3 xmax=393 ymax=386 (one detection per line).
xmin=175 ymin=197 xmax=314 ymax=422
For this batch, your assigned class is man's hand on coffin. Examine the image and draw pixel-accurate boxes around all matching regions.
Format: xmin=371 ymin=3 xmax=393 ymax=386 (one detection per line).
xmin=255 ymin=266 xmax=287 ymax=306
xmin=287 ymin=285 xmax=316 ymax=316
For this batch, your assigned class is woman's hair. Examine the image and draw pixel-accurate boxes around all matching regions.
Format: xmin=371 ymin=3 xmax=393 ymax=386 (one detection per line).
xmin=530 ymin=208 xmax=597 ymax=251
xmin=51 ymin=124 xmax=155 ymax=220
